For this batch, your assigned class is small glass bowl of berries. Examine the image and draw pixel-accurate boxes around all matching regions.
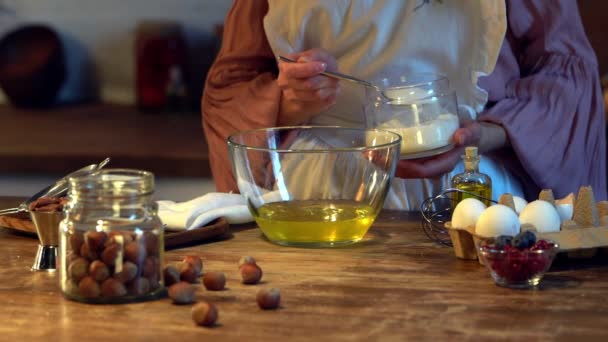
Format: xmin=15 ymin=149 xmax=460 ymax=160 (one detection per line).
xmin=478 ymin=231 xmax=559 ymax=289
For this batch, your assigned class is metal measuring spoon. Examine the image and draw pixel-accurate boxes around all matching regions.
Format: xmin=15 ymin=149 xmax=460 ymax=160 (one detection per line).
xmin=277 ymin=55 xmax=392 ymax=100
xmin=0 ymin=157 xmax=110 ymax=216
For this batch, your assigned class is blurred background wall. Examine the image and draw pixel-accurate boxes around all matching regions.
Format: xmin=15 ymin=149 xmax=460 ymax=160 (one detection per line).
xmin=0 ymin=0 xmax=232 ymax=106
xmin=0 ymin=0 xmax=233 ymax=201
xmin=0 ymin=1 xmax=605 ymax=108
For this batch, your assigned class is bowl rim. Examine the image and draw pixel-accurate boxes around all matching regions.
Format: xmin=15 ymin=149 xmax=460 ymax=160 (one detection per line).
xmin=372 ymin=72 xmax=449 ymax=88
xmin=478 ymin=240 xmax=560 ymax=255
xmin=227 ymin=125 xmax=403 ymax=153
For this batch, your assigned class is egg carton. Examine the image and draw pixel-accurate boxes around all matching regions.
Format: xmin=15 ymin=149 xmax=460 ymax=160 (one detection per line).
xmin=436 ymin=186 xmax=608 ymax=260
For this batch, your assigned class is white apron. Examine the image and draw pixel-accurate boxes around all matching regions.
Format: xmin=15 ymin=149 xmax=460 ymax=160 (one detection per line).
xmin=262 ymin=0 xmax=524 ymax=210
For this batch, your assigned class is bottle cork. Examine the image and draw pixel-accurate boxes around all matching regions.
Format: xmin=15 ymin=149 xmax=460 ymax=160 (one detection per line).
xmin=539 ymin=189 xmax=556 ymax=206
xmin=462 ymin=147 xmax=480 ymax=171
xmin=498 ymin=193 xmax=516 ymax=212
xmin=464 ymin=146 xmax=478 ymax=158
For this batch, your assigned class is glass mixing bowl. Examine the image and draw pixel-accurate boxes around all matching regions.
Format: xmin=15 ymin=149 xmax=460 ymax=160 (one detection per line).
xmin=364 ymin=73 xmax=460 ymax=159
xmin=228 ymin=126 xmax=401 ymax=247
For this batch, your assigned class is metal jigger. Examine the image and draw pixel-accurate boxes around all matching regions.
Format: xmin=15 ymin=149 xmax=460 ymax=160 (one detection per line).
xmin=30 ymin=211 xmax=64 ymax=272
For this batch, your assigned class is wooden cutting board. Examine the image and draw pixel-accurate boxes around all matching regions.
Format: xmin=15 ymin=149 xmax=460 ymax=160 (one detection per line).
xmin=0 ymin=196 xmax=231 ymax=249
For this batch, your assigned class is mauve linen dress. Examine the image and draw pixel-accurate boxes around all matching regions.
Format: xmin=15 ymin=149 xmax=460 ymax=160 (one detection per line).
xmin=202 ymin=0 xmax=607 ymax=202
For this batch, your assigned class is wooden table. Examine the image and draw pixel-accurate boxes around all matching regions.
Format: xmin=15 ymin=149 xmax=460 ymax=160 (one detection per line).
xmin=0 ymin=198 xmax=607 ymax=341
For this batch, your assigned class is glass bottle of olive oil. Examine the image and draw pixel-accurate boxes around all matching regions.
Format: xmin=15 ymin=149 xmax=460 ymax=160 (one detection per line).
xmin=451 ymin=146 xmax=492 ymax=206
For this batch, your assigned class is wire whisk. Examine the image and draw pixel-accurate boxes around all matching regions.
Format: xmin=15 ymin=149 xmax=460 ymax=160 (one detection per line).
xmin=420 ymin=188 xmax=496 ymax=246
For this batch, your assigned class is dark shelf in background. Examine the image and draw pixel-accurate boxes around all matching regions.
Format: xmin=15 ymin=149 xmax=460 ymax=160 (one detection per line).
xmin=0 ymin=104 xmax=210 ymax=177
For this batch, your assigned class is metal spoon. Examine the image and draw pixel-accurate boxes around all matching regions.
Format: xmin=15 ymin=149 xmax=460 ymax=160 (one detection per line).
xmin=0 ymin=157 xmax=110 ymax=216
xmin=277 ymin=55 xmax=392 ymax=100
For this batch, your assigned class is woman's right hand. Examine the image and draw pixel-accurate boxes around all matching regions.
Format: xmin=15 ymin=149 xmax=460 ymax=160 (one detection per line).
xmin=277 ymin=48 xmax=340 ymax=126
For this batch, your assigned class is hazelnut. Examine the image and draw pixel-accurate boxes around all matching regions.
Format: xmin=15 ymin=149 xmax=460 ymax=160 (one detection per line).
xmin=64 ymin=280 xmax=79 ymax=295
xmin=168 ymin=282 xmax=196 ymax=304
xmin=122 ymin=231 xmax=136 ymax=244
xmin=69 ymin=231 xmax=84 ymax=254
xmin=142 ymin=256 xmax=160 ymax=279
xmin=80 ymin=242 xmax=98 ymax=261
xmin=163 ymin=264 xmax=180 ymax=286
xmin=178 ymin=262 xmax=199 ymax=283
xmin=238 ymin=255 xmax=256 ymax=268
xmin=114 ymin=261 xmax=138 ymax=283
xmin=78 ymin=276 xmax=100 ymax=298
xmin=140 ymin=232 xmax=159 ymax=256
xmin=105 ymin=231 xmax=128 ymax=248
xmin=183 ymin=255 xmax=203 ymax=275
xmin=203 ymin=272 xmax=226 ymax=291
xmin=100 ymin=243 xmax=121 ymax=266
xmin=257 ymin=288 xmax=281 ymax=310
xmin=68 ymin=257 xmax=89 ymax=282
xmin=88 ymin=260 xmax=110 ymax=282
xmin=125 ymin=241 xmax=146 ymax=264
xmin=127 ymin=277 xmax=151 ymax=296
xmin=240 ymin=263 xmax=263 ymax=284
xmin=66 ymin=251 xmax=80 ymax=263
xmin=108 ymin=231 xmax=135 ymax=244
xmin=101 ymin=278 xmax=128 ymax=297
xmin=191 ymin=302 xmax=218 ymax=327
xmin=85 ymin=231 xmax=107 ymax=252
xmin=124 ymin=241 xmax=146 ymax=265
xmin=107 ymin=231 xmax=123 ymax=242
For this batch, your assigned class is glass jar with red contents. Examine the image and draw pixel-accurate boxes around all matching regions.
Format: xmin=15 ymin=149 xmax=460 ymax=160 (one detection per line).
xmin=135 ymin=21 xmax=187 ymax=112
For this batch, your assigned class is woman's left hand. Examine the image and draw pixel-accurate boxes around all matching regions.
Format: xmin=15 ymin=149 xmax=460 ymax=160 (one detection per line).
xmin=394 ymin=121 xmax=507 ymax=179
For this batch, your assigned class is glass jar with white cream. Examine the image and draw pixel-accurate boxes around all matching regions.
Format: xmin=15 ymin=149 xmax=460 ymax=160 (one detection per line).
xmin=364 ymin=73 xmax=461 ymax=159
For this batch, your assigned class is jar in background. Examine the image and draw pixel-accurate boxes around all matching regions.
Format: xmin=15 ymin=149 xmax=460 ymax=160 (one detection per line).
xmin=59 ymin=169 xmax=165 ymax=304
xmin=135 ymin=20 xmax=188 ymax=112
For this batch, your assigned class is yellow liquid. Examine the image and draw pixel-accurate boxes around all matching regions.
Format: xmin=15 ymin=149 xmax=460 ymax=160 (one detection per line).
xmin=253 ymin=200 xmax=378 ymax=246
xmin=453 ymin=183 xmax=492 ymax=207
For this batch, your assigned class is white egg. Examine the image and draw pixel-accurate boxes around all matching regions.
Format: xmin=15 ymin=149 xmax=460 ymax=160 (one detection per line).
xmin=556 ymin=203 xmax=573 ymax=222
xmin=512 ymin=196 xmax=528 ymax=215
xmin=519 ymin=200 xmax=561 ymax=233
xmin=451 ymin=198 xmax=487 ymax=228
xmin=475 ymin=204 xmax=520 ymax=238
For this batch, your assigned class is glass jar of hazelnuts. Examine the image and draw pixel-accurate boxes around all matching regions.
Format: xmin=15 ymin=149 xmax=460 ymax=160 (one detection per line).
xmin=59 ymin=169 xmax=165 ymax=304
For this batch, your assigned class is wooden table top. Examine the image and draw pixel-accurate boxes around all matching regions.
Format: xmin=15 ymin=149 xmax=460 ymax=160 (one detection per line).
xmin=1 ymin=198 xmax=607 ymax=341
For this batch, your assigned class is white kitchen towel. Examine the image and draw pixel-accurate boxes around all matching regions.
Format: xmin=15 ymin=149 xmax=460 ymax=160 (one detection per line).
xmin=157 ymin=193 xmax=253 ymax=231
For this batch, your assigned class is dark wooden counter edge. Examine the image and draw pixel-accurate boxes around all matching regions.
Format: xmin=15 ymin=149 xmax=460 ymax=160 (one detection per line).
xmin=0 ymin=154 xmax=212 ymax=178
xmin=0 ymin=103 xmax=212 ymax=177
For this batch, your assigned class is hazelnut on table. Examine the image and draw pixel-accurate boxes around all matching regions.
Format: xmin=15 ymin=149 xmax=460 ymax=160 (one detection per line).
xmin=191 ymin=302 xmax=218 ymax=327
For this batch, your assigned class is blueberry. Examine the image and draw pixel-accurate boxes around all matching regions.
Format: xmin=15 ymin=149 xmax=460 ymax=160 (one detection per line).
xmin=494 ymin=235 xmax=513 ymax=249
xmin=512 ymin=230 xmax=537 ymax=249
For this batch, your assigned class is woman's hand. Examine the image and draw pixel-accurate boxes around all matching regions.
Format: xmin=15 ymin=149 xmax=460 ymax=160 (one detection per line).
xmin=277 ymin=48 xmax=340 ymax=126
xmin=394 ymin=121 xmax=508 ymax=179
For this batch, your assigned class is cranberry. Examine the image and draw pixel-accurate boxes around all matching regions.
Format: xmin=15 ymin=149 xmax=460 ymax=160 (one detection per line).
xmin=507 ymin=248 xmax=526 ymax=263
xmin=490 ymin=260 xmax=501 ymax=270
xmin=532 ymin=240 xmax=552 ymax=251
